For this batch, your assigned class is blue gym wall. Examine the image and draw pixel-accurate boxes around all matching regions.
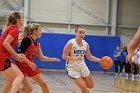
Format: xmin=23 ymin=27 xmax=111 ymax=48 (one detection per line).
xmin=0 ymin=29 xmax=120 ymax=72
xmin=35 ymin=33 xmax=120 ymax=72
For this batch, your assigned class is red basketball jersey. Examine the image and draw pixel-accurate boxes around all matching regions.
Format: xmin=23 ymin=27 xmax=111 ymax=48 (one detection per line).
xmin=0 ymin=25 xmax=18 ymax=57
xmin=20 ymin=36 xmax=39 ymax=67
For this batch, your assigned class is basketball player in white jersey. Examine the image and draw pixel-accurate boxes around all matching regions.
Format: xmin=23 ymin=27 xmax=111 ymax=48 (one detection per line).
xmin=62 ymin=25 xmax=101 ymax=93
xmin=128 ymin=26 xmax=140 ymax=61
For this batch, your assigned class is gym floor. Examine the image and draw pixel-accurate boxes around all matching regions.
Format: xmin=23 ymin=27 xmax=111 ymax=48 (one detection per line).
xmin=0 ymin=70 xmax=139 ymax=93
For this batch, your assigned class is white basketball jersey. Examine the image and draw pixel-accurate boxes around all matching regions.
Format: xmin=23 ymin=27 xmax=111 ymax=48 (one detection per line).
xmin=68 ymin=38 xmax=88 ymax=63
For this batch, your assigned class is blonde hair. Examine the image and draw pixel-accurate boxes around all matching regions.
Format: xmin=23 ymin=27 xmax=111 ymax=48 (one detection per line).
xmin=23 ymin=25 xmax=30 ymax=37
xmin=23 ymin=23 xmax=40 ymax=38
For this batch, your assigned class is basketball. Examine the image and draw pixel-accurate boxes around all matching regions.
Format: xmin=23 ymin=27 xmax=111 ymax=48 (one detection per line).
xmin=100 ymin=56 xmax=113 ymax=69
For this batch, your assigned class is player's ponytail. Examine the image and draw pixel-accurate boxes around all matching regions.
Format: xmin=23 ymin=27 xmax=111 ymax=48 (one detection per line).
xmin=23 ymin=25 xmax=30 ymax=37
xmin=3 ymin=12 xmax=22 ymax=33
xmin=5 ymin=12 xmax=22 ymax=27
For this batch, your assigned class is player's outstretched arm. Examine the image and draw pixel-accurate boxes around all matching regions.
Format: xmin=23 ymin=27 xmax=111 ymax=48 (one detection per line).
xmin=37 ymin=45 xmax=60 ymax=62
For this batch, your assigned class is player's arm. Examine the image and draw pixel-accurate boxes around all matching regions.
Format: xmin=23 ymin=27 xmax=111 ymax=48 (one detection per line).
xmin=127 ymin=26 xmax=140 ymax=61
xmin=85 ymin=44 xmax=101 ymax=62
xmin=3 ymin=34 xmax=21 ymax=61
xmin=37 ymin=44 xmax=60 ymax=62
xmin=62 ymin=41 xmax=82 ymax=60
xmin=3 ymin=27 xmax=21 ymax=61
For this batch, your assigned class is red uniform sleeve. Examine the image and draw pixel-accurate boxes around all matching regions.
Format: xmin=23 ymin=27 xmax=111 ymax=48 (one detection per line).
xmin=8 ymin=27 xmax=18 ymax=39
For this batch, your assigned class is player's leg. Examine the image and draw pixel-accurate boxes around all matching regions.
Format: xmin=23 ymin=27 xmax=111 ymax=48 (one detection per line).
xmin=74 ymin=77 xmax=90 ymax=93
xmin=1 ymin=71 xmax=14 ymax=93
xmin=81 ymin=65 xmax=94 ymax=89
xmin=31 ymin=73 xmax=49 ymax=93
xmin=2 ymin=63 xmax=24 ymax=93
xmin=82 ymin=75 xmax=94 ymax=89
xmin=20 ymin=76 xmax=32 ymax=93
xmin=114 ymin=61 xmax=118 ymax=76
xmin=67 ymin=66 xmax=90 ymax=93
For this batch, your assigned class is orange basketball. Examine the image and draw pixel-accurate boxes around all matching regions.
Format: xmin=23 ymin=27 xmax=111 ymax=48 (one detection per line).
xmin=100 ymin=56 xmax=113 ymax=69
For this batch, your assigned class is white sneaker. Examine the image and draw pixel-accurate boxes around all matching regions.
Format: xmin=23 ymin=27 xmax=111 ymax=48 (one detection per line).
xmin=115 ymin=73 xmax=118 ymax=77
xmin=132 ymin=75 xmax=135 ymax=78
xmin=119 ymin=73 xmax=122 ymax=77
xmin=125 ymin=73 xmax=128 ymax=77
xmin=138 ymin=74 xmax=140 ymax=79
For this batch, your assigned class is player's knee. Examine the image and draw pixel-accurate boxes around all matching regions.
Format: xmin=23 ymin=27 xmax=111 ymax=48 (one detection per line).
xmin=24 ymin=85 xmax=33 ymax=92
xmin=27 ymin=87 xmax=32 ymax=92
xmin=17 ymin=74 xmax=24 ymax=82
xmin=2 ymin=83 xmax=12 ymax=93
xmin=8 ymin=83 xmax=12 ymax=88
xmin=80 ymin=86 xmax=88 ymax=92
xmin=2 ymin=91 xmax=9 ymax=93
xmin=5 ymin=80 xmax=13 ymax=87
xmin=6 ymin=81 xmax=13 ymax=86
xmin=39 ymin=81 xmax=48 ymax=88
xmin=87 ymin=83 xmax=94 ymax=88
xmin=81 ymin=88 xmax=89 ymax=93
xmin=87 ymin=86 xmax=94 ymax=89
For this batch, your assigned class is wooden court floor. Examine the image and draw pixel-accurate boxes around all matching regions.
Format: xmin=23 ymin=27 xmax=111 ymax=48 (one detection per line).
xmin=0 ymin=70 xmax=140 ymax=93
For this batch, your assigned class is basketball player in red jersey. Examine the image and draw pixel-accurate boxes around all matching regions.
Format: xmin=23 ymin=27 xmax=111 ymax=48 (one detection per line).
xmin=62 ymin=25 xmax=101 ymax=93
xmin=17 ymin=23 xmax=60 ymax=93
xmin=0 ymin=12 xmax=36 ymax=93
